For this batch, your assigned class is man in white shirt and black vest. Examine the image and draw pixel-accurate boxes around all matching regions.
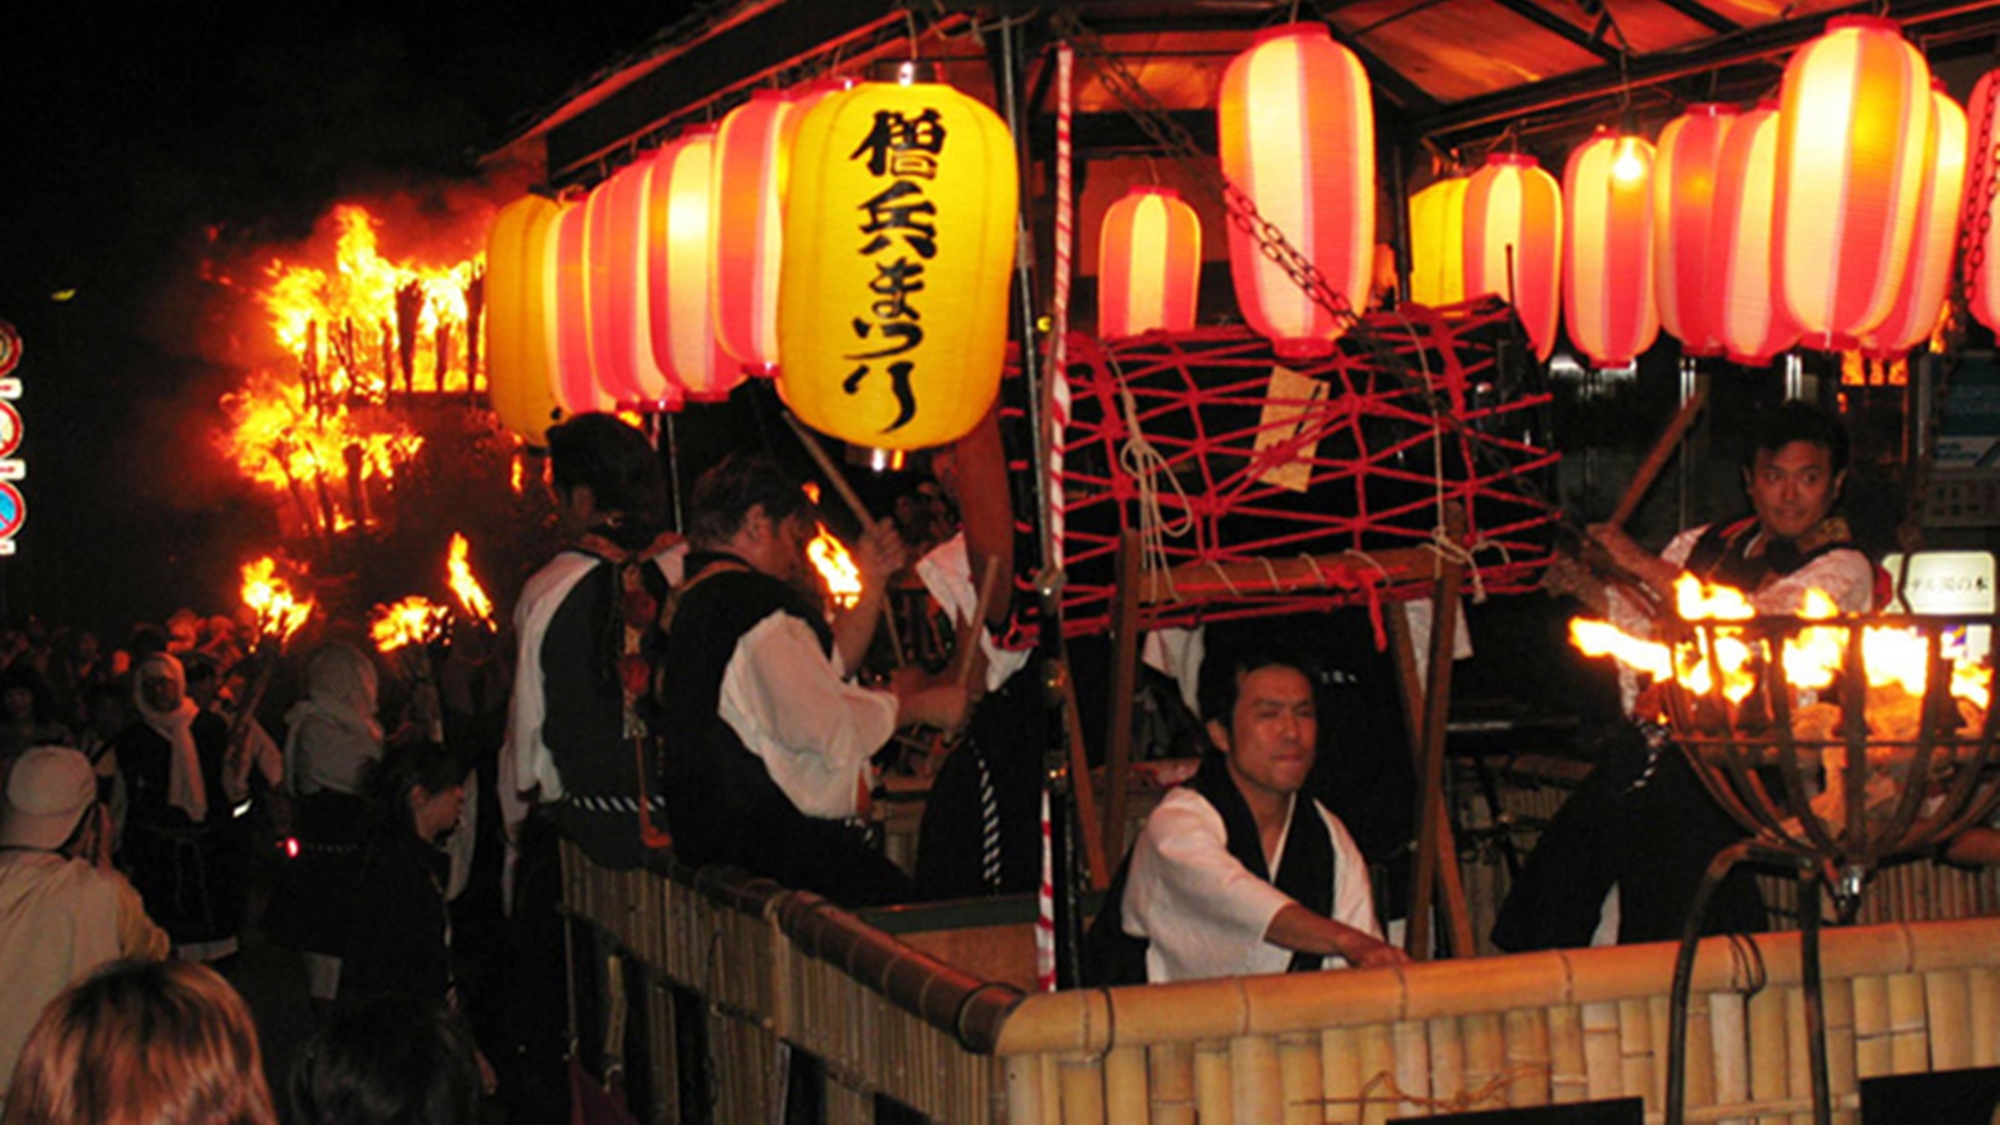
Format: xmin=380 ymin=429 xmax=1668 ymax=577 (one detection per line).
xmin=1092 ymin=648 xmax=1406 ymax=983
xmin=659 ymin=454 xmax=966 ymax=906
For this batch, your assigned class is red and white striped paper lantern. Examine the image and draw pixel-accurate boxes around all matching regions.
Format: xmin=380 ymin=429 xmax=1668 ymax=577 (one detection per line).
xmin=1098 ymin=186 xmax=1201 ymax=337
xmin=1463 ymin=152 xmax=1563 ymax=361
xmin=1217 ymin=22 xmax=1374 ymax=358
xmin=646 ymin=130 xmax=742 ymax=405
xmin=1564 ymin=129 xmax=1658 ymax=367
xmin=712 ymin=90 xmax=804 ymax=376
xmin=551 ymin=199 xmax=613 ymax=414
xmin=1774 ymin=15 xmax=1933 ymax=350
xmin=1862 ymin=84 xmax=1967 ymax=358
xmin=1653 ymin=104 xmax=1737 ymax=357
xmin=1710 ymin=103 xmax=1800 ymax=366
xmin=587 ymin=160 xmax=677 ymax=408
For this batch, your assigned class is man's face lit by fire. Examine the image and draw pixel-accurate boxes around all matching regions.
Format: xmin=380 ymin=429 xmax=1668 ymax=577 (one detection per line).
xmin=141 ymin=672 xmax=183 ymax=713
xmin=1744 ymin=440 xmax=1843 ymax=543
xmin=1207 ymin=665 xmax=1318 ymax=805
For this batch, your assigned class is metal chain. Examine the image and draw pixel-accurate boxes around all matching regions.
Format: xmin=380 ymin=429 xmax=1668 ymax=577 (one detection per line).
xmin=1051 ymin=9 xmax=1358 ymax=334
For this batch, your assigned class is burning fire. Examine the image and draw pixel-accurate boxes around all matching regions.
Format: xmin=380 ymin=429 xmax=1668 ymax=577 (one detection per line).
xmin=1571 ymin=575 xmax=1993 ymax=718
xmin=240 ymin=557 xmax=314 ymax=644
xmin=370 ymin=596 xmax=450 ymax=653
xmin=446 ymin=533 xmax=495 ymax=627
xmin=808 ymin=523 xmax=863 ymax=609
xmin=1572 ymin=575 xmax=1997 ymax=826
xmin=219 ymin=203 xmax=483 ymax=537
xmin=261 ymin=206 xmax=479 ymax=400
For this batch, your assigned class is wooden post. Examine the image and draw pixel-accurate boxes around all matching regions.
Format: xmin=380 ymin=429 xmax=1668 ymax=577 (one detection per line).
xmin=1396 ymin=560 xmax=1475 ymax=960
xmin=1060 ymin=674 xmax=1113 ymax=892
xmin=1104 ymin=529 xmax=1144 ymax=867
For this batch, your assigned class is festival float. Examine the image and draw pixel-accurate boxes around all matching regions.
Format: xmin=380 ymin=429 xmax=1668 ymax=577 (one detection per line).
xmin=461 ymin=2 xmax=2000 ymax=1123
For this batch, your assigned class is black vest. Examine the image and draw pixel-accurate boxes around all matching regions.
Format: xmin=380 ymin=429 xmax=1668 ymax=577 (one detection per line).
xmin=1085 ymin=753 xmax=1337 ymax=984
xmin=658 ymin=552 xmax=836 ymax=869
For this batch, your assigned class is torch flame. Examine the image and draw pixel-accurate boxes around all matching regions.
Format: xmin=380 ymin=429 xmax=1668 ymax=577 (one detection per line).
xmin=240 ymin=557 xmax=314 ymax=644
xmin=446 ymin=533 xmax=495 ymax=627
xmin=370 ymin=596 xmax=450 ymax=653
xmin=807 ymin=523 xmax=863 ymax=609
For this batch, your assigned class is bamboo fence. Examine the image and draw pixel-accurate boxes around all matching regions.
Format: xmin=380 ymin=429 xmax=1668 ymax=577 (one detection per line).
xmin=560 ymin=840 xmax=2000 ymax=1125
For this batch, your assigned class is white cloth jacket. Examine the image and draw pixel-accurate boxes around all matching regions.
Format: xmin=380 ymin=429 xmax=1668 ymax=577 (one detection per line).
xmin=1122 ymin=785 xmax=1380 ymax=983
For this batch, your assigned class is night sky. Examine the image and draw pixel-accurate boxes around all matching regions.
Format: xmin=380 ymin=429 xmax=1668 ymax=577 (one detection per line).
xmin=0 ymin=3 xmax=690 ymax=636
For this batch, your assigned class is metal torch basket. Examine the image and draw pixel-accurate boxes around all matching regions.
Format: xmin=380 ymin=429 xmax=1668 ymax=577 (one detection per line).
xmin=1657 ymin=611 xmax=2000 ymax=890
xmin=1654 ymin=612 xmax=2000 ymax=1125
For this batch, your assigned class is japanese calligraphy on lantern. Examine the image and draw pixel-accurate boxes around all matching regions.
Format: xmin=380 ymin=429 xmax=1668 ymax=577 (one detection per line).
xmin=779 ymin=81 xmax=1016 ymax=451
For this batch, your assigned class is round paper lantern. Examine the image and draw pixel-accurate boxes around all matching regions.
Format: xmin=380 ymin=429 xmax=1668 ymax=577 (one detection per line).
xmin=550 ymin=200 xmax=613 ymax=414
xmin=1407 ymin=175 xmax=1468 ymax=307
xmin=1217 ymin=22 xmax=1374 ymax=358
xmin=587 ymin=161 xmax=678 ymax=408
xmin=646 ymin=130 xmax=742 ymax=404
xmin=1653 ymin=103 xmax=1737 ymax=357
xmin=1098 ymin=186 xmax=1201 ymax=337
xmin=1710 ymin=103 xmax=1800 ymax=366
xmin=1463 ymin=152 xmax=1563 ymax=361
xmin=778 ymin=79 xmax=1017 ymax=450
xmin=1564 ymin=130 xmax=1659 ymax=367
xmin=712 ymin=90 xmax=807 ymax=376
xmin=484 ymin=195 xmax=566 ymax=443
xmin=1963 ymin=68 xmax=2000 ymax=334
xmin=1775 ymin=15 xmax=1932 ymax=350
xmin=1862 ymin=85 xmax=1967 ymax=358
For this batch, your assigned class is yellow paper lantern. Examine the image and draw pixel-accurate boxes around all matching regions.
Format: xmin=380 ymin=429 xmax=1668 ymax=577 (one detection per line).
xmin=1407 ymin=175 xmax=1467 ymax=308
xmin=1217 ymin=22 xmax=1375 ymax=357
xmin=778 ymin=80 xmax=1016 ymax=450
xmin=484 ymin=195 xmax=566 ymax=443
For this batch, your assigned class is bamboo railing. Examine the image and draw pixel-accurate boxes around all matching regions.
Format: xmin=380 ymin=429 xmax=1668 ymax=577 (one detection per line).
xmin=560 ymin=837 xmax=2000 ymax=1125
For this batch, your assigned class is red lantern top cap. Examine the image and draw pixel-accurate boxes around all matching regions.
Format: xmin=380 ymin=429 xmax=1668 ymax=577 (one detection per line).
xmin=1252 ymin=21 xmax=1330 ymax=45
xmin=1824 ymin=15 xmax=1903 ymax=34
xmin=748 ymin=88 xmax=791 ymax=102
xmin=1131 ymin=186 xmax=1182 ymax=200
xmin=1485 ymin=152 xmax=1540 ymax=168
xmin=1684 ymin=102 xmax=1737 ymax=117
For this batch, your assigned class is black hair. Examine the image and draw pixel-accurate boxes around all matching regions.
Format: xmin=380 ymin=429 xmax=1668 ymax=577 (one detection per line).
xmin=1195 ymin=647 xmax=1321 ymax=732
xmin=685 ymin=453 xmax=815 ymax=550
xmin=360 ymin=742 xmax=469 ymax=841
xmin=288 ymin=994 xmax=482 ymax=1125
xmin=545 ymin=412 xmax=666 ymax=519
xmin=1745 ymin=400 xmax=1850 ymax=477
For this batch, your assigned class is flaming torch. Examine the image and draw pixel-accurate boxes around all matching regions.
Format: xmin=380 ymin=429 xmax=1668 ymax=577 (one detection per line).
xmin=371 ymin=596 xmax=450 ymax=741
xmin=1571 ymin=577 xmax=2000 ymax=1125
xmin=445 ymin=533 xmax=496 ymax=629
xmin=807 ymin=523 xmax=864 ymax=610
xmin=233 ymin=556 xmax=315 ymax=785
